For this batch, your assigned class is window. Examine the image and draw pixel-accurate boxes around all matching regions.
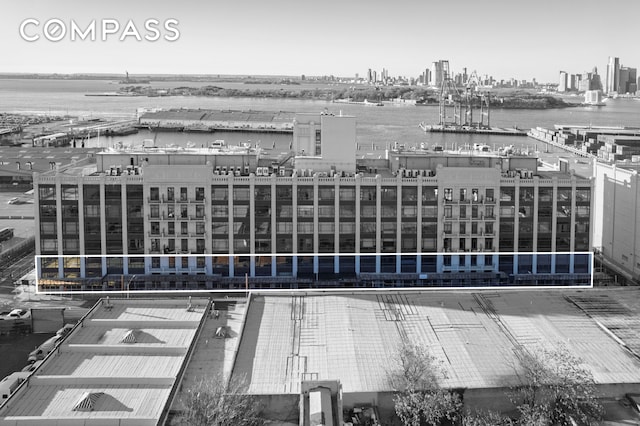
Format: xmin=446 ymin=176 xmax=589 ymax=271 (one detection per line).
xmin=339 ymin=187 xmax=355 ymax=201
xmin=402 ymin=206 xmax=417 ymax=217
xmin=485 ymin=206 xmax=494 ymax=218
xmin=340 ymin=222 xmax=356 ymax=233
xmin=40 ymin=222 xmax=56 ymax=234
xmin=460 ymin=205 xmax=466 ymax=219
xmin=444 ymin=223 xmax=452 ymax=234
xmin=181 ymin=239 xmax=188 ymax=252
xmin=212 ymin=206 xmax=228 ymax=217
xmin=150 ymin=222 xmax=160 ymax=235
xmin=211 ymin=187 xmax=227 ymax=200
xmin=485 ymin=188 xmax=494 ymax=202
xmin=167 ymin=187 xmax=174 ymax=201
xmin=168 ymin=222 xmax=175 ymax=235
xmin=181 ymin=222 xmax=188 ymax=235
xmin=318 ymin=205 xmax=335 ymax=217
xmin=444 ymin=188 xmax=453 ymax=201
xmin=63 ymin=222 xmax=78 ymax=234
xmin=150 ymin=205 xmax=159 ymax=218
xmin=196 ymin=205 xmax=205 ymax=218
xmin=360 ymin=187 xmax=376 ymax=201
xmin=315 ymin=129 xmax=321 ymax=155
xmin=195 ymin=187 xmax=205 ymax=201
xmin=39 ymin=185 xmax=56 ymax=200
xmin=150 ymin=187 xmax=159 ymax=201
xmin=381 ymin=187 xmax=397 ymax=201
xmin=61 ymin=186 xmax=78 ymax=200
xmin=298 ymin=222 xmax=314 ymax=233
xmin=234 ymin=187 xmax=250 ymax=200
xmin=180 ymin=187 xmax=188 ymax=202
xmin=196 ymin=222 xmax=205 ymax=235
xmin=444 ymin=205 xmax=452 ymax=218
xmin=459 ymin=188 xmax=467 ymax=201
xmin=318 ymin=187 xmax=334 ymax=201
xmin=298 ymin=186 xmax=313 ymax=201
xmin=84 ymin=205 xmax=100 ymax=217
xmin=423 ymin=187 xmax=437 ymax=201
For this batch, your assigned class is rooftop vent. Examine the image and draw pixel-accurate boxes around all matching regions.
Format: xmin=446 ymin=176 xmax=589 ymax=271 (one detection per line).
xmin=73 ymin=392 xmax=104 ymax=411
xmin=121 ymin=329 xmax=137 ymax=344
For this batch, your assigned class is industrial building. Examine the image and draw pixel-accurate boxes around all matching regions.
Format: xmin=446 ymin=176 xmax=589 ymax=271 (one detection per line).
xmin=593 ymin=161 xmax=640 ymax=283
xmin=138 ymin=109 xmax=295 ymax=132
xmin=0 ymin=297 xmax=209 ymax=425
xmin=231 ymin=288 xmax=640 ymax=422
xmin=34 ymin=112 xmax=593 ymax=291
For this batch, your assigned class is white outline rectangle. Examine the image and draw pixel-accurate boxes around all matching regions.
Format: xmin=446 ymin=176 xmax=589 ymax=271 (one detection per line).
xmin=34 ymin=251 xmax=594 ymax=295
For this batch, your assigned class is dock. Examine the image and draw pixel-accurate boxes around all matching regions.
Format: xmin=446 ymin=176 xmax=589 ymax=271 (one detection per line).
xmin=419 ymin=123 xmax=528 ymax=136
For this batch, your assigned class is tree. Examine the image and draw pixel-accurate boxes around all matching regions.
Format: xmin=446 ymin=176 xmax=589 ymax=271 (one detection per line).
xmin=511 ymin=345 xmax=603 ymax=426
xmin=388 ymin=342 xmax=462 ymax=426
xmin=462 ymin=409 xmax=514 ymax=426
xmin=175 ymin=375 xmax=265 ymax=426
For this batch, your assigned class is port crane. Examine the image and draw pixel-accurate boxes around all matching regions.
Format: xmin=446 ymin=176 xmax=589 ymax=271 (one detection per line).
xmin=438 ymin=68 xmax=491 ymax=129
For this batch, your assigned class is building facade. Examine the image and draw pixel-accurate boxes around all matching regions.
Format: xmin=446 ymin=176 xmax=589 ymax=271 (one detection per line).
xmin=593 ymin=161 xmax=640 ymax=283
xmin=34 ymin=150 xmax=593 ymax=291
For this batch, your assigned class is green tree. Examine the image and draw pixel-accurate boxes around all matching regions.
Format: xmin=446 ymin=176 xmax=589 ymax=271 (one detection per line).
xmin=511 ymin=345 xmax=603 ymax=426
xmin=175 ymin=375 xmax=265 ymax=426
xmin=389 ymin=342 xmax=462 ymax=426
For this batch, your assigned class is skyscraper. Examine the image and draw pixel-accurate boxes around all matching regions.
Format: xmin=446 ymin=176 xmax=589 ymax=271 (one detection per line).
xmin=558 ymin=71 xmax=568 ymax=92
xmin=606 ymin=56 xmax=620 ymax=95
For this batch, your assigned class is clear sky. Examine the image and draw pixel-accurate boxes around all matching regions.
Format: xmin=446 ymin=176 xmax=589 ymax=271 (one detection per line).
xmin=2 ymin=0 xmax=638 ymax=83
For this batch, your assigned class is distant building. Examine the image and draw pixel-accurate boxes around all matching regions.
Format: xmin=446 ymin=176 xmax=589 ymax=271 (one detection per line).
xmin=558 ymin=71 xmax=568 ymax=92
xmin=618 ymin=67 xmax=637 ymax=94
xmin=430 ymin=60 xmax=448 ymax=87
xmin=606 ymin=56 xmax=620 ymax=95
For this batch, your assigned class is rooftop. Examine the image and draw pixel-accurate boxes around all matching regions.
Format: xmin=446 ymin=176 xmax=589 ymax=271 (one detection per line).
xmin=141 ymin=109 xmax=296 ymax=123
xmin=232 ymin=289 xmax=640 ymax=395
xmin=0 ymin=297 xmax=208 ymax=426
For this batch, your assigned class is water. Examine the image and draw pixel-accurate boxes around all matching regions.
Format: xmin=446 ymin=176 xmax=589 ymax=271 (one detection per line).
xmin=1 ymin=78 xmax=639 ymax=151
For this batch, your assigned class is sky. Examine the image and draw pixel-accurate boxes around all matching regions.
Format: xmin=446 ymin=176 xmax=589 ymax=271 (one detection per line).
xmin=2 ymin=0 xmax=639 ymax=83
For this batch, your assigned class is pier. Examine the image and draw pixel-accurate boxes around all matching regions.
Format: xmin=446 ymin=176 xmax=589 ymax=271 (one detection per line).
xmin=420 ymin=123 xmax=528 ymax=136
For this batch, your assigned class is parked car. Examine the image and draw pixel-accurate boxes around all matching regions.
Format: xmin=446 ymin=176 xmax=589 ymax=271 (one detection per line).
xmin=20 ymin=360 xmax=43 ymax=373
xmin=4 ymin=309 xmax=30 ymax=320
xmin=56 ymin=324 xmax=75 ymax=338
xmin=27 ymin=335 xmax=60 ymax=363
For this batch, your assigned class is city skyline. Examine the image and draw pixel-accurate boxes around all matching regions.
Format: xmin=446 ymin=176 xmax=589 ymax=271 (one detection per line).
xmin=2 ymin=0 xmax=639 ymax=83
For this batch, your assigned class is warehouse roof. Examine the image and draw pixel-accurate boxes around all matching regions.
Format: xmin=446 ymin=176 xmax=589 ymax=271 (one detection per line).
xmin=232 ymin=289 xmax=640 ymax=395
xmin=0 ymin=297 xmax=208 ymax=426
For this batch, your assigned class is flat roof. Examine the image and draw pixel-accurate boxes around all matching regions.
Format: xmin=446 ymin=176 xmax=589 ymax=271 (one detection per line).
xmin=232 ymin=289 xmax=640 ymax=395
xmin=141 ymin=109 xmax=296 ymax=123
xmin=0 ymin=298 xmax=208 ymax=425
xmin=0 ymin=148 xmax=97 ymax=175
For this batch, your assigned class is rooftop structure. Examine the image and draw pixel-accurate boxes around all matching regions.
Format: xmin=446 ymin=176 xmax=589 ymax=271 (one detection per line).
xmin=0 ymin=297 xmax=209 ymax=426
xmin=0 ymin=147 xmax=97 ymax=186
xmin=232 ymin=289 xmax=640 ymax=413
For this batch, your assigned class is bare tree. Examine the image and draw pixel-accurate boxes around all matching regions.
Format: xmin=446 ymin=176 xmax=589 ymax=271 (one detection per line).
xmin=511 ymin=345 xmax=603 ymax=426
xmin=388 ymin=342 xmax=462 ymax=426
xmin=461 ymin=409 xmax=514 ymax=426
xmin=175 ymin=375 xmax=265 ymax=426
